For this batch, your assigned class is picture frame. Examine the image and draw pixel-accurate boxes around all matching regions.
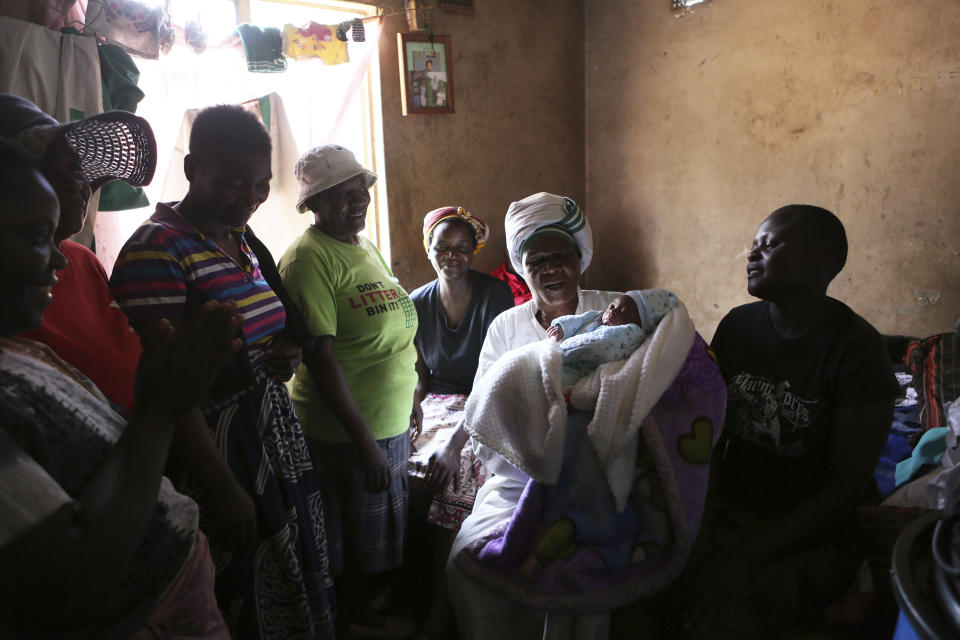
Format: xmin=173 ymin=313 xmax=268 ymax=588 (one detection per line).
xmin=398 ymin=33 xmax=454 ymax=115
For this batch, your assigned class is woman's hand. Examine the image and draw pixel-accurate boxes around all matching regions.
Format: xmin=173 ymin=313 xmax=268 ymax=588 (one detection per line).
xmin=410 ymin=398 xmax=424 ymax=444
xmin=265 ymin=336 xmax=302 ymax=381
xmin=359 ymin=439 xmax=391 ymax=492
xmin=546 ymin=324 xmax=563 ymax=340
xmin=425 ymin=441 xmax=460 ymax=494
xmin=134 ymin=301 xmax=242 ymax=418
xmin=210 ymin=480 xmax=258 ymax=552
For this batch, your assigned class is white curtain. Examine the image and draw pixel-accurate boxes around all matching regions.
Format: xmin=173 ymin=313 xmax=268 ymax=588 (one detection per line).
xmin=94 ymin=19 xmax=382 ymax=273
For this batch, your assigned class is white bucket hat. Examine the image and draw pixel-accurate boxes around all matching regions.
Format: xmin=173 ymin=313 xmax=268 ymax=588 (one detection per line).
xmin=295 ymin=144 xmax=377 ymax=213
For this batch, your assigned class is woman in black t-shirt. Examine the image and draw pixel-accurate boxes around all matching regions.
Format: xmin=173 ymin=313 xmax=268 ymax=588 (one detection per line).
xmin=679 ymin=205 xmax=898 ymax=639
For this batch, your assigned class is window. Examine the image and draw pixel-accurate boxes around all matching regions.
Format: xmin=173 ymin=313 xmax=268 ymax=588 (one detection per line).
xmin=94 ymin=0 xmax=386 ymax=273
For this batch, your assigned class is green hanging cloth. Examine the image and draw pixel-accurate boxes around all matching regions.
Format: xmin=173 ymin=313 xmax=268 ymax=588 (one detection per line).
xmin=97 ymin=42 xmax=150 ymax=211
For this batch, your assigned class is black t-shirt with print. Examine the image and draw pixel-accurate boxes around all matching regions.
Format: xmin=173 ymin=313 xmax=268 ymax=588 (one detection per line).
xmin=411 ymin=270 xmax=514 ymax=395
xmin=710 ymin=298 xmax=899 ymax=518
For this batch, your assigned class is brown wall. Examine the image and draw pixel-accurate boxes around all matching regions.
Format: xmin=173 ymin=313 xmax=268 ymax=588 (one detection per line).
xmin=370 ymin=0 xmax=586 ymax=291
xmin=585 ymin=0 xmax=960 ymax=339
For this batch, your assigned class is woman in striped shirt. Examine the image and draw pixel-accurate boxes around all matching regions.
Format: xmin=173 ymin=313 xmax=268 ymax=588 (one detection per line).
xmin=110 ymin=105 xmax=335 ymax=640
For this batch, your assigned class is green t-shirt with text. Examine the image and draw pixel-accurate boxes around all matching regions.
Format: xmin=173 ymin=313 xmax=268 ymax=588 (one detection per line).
xmin=279 ymin=227 xmax=418 ymax=442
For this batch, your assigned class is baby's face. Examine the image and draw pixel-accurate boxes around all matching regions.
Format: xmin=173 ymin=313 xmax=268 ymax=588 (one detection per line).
xmin=602 ymin=295 xmax=642 ymax=327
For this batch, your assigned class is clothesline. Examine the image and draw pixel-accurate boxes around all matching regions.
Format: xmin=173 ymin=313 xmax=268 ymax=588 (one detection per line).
xmin=26 ymin=0 xmax=442 ymax=63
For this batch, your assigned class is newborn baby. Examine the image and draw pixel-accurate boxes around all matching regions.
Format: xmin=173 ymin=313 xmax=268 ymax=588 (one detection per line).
xmin=546 ymin=289 xmax=678 ymax=388
xmin=517 ymin=289 xmax=678 ymax=582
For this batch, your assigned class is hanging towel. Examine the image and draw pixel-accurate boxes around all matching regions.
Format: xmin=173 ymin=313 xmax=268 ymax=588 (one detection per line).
xmin=283 ymin=22 xmax=349 ymax=65
xmin=0 ymin=17 xmax=102 ymax=122
xmin=0 ymin=16 xmax=104 ymax=247
xmin=95 ymin=40 xmax=149 ymax=211
xmin=236 ymin=24 xmax=287 ymax=73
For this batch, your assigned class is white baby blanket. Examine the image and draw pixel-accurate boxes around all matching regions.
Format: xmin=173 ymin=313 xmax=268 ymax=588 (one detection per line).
xmin=464 ymin=301 xmax=696 ymax=512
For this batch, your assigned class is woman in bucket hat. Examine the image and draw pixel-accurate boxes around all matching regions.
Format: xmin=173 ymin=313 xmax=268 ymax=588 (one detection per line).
xmin=279 ymin=145 xmax=418 ymax=638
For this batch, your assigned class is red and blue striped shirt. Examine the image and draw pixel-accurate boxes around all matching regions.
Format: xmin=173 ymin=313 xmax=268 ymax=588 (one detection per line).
xmin=110 ymin=203 xmax=286 ymax=348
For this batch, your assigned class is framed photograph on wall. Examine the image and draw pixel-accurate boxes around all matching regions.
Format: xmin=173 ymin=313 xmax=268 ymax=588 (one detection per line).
xmin=398 ymin=33 xmax=454 ymax=115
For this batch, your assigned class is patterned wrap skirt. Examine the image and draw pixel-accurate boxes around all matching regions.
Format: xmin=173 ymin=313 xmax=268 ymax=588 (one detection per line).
xmin=187 ymin=349 xmax=336 ymax=640
xmin=409 ymin=393 xmax=488 ymax=531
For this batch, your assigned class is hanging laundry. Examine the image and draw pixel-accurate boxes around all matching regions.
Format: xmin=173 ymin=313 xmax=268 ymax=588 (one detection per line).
xmin=184 ymin=20 xmax=208 ymax=54
xmin=236 ymin=24 xmax=287 ymax=73
xmin=333 ymin=18 xmax=365 ymax=42
xmin=352 ymin=18 xmax=366 ymax=42
xmin=84 ymin=0 xmax=174 ymax=60
xmin=0 ymin=15 xmax=104 ymax=247
xmin=96 ymin=41 xmax=149 ymax=211
xmin=0 ymin=0 xmax=89 ymax=31
xmin=283 ymin=22 xmax=349 ymax=65
xmin=0 ymin=17 xmax=102 ymax=121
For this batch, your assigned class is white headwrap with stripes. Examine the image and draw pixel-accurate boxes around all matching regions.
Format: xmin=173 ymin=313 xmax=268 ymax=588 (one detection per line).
xmin=505 ymin=192 xmax=593 ymax=275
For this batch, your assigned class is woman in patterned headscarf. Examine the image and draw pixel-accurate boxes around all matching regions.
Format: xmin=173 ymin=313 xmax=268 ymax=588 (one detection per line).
xmin=408 ymin=206 xmax=513 ymax=639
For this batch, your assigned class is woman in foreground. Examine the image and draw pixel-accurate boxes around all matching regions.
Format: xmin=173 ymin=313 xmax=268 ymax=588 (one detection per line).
xmin=0 ymin=139 xmax=238 ymax=638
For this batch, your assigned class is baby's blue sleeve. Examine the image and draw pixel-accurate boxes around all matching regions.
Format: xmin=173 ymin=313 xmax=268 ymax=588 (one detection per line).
xmin=553 ymin=309 xmax=602 ymax=338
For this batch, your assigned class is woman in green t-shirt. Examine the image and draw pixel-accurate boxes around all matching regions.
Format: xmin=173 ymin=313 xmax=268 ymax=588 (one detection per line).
xmin=278 ymin=145 xmax=418 ymax=637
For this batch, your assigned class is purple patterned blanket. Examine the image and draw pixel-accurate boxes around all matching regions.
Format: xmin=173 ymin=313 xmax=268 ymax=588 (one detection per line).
xmin=454 ymin=335 xmax=726 ymax=612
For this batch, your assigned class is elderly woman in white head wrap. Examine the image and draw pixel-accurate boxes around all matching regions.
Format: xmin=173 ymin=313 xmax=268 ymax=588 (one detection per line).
xmin=471 ymin=192 xmax=611 ymax=376
xmin=278 ymin=145 xmax=418 ymax=634
xmin=446 ymin=192 xmax=621 ymax=640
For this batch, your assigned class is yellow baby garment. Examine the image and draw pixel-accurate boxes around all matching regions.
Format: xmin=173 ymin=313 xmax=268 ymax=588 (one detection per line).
xmin=283 ymin=23 xmax=349 ymax=65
